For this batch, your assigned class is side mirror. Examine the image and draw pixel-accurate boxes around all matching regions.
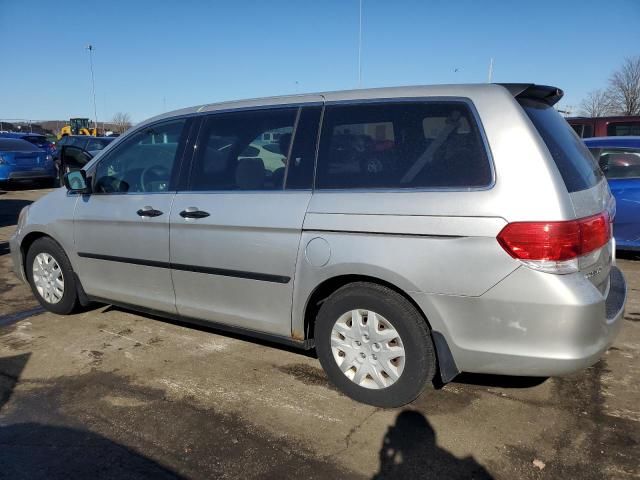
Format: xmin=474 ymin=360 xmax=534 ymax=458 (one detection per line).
xmin=64 ymin=169 xmax=90 ymax=193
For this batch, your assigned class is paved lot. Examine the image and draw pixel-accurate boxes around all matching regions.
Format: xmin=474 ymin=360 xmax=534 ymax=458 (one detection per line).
xmin=1 ymin=186 xmax=639 ymax=479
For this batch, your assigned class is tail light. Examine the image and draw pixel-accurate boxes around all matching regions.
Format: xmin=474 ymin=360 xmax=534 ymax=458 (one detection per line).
xmin=497 ymin=212 xmax=610 ymax=274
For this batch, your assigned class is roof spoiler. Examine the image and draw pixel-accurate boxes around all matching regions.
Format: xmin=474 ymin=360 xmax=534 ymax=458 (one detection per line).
xmin=497 ymin=83 xmax=564 ymax=106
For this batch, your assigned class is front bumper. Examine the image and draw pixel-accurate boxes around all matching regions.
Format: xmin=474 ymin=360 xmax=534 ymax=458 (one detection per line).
xmin=412 ymin=265 xmax=626 ymax=377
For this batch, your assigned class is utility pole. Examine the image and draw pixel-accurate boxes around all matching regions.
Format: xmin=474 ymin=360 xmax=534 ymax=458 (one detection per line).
xmin=487 ymin=57 xmax=494 ymax=83
xmin=357 ymin=0 xmax=362 ymax=88
xmin=87 ymin=44 xmax=98 ymax=134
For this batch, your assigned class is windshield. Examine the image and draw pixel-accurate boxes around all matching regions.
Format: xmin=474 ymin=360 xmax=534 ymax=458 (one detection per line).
xmin=22 ymin=135 xmax=47 ymax=146
xmin=520 ymin=99 xmax=603 ymax=192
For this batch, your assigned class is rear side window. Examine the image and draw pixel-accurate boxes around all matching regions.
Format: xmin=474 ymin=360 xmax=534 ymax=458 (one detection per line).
xmin=521 ymin=100 xmax=603 ymax=193
xmin=316 ymin=101 xmax=491 ymax=189
xmin=189 ymin=108 xmax=297 ymax=191
xmin=589 ymin=147 xmax=640 ymax=179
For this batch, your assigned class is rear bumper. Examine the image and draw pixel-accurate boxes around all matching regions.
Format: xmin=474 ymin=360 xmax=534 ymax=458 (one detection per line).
xmin=412 ymin=265 xmax=626 ymax=377
xmin=0 ymin=166 xmax=55 ymax=181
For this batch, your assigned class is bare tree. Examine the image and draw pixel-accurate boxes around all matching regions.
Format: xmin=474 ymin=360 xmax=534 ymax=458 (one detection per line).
xmin=607 ymin=56 xmax=640 ymax=116
xmin=112 ymin=112 xmax=132 ymax=133
xmin=579 ymin=89 xmax=613 ymax=117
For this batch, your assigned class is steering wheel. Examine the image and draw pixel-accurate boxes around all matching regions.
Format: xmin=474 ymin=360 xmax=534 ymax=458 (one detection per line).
xmin=140 ymin=164 xmax=170 ymax=192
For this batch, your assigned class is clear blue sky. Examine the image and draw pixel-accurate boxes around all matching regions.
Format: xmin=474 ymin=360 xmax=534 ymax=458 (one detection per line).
xmin=1 ymin=0 xmax=639 ymax=123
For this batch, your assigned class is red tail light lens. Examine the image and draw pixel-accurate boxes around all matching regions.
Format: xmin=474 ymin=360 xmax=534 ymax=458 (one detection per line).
xmin=497 ymin=212 xmax=610 ymax=262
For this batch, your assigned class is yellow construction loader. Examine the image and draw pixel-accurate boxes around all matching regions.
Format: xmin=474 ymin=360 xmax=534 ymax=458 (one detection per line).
xmin=58 ymin=118 xmax=97 ymax=138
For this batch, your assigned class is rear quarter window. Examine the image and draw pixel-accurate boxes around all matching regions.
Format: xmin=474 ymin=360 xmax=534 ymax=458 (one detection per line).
xmin=316 ymin=101 xmax=492 ymax=190
xmin=521 ymin=100 xmax=603 ymax=193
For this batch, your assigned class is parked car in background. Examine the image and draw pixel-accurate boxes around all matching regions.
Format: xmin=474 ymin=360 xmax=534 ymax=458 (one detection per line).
xmin=585 ymin=136 xmax=640 ymax=251
xmin=0 ymin=138 xmax=56 ymax=185
xmin=10 ymin=84 xmax=626 ymax=407
xmin=0 ymin=132 xmax=56 ymax=156
xmin=57 ymin=145 xmax=97 ymax=184
xmin=55 ymin=135 xmax=115 ymax=156
xmin=54 ymin=135 xmax=115 ymax=180
xmin=568 ymin=116 xmax=640 ymax=138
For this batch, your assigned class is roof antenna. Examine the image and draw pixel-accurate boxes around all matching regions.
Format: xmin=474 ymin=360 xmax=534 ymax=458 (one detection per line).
xmin=487 ymin=57 xmax=494 ymax=83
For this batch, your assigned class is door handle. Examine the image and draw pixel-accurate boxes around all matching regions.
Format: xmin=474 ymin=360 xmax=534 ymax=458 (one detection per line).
xmin=137 ymin=206 xmax=163 ymax=217
xmin=180 ymin=207 xmax=210 ymax=219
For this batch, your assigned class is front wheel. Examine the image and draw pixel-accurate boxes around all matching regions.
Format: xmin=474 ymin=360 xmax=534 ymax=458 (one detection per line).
xmin=314 ymin=282 xmax=436 ymax=407
xmin=26 ymin=237 xmax=80 ymax=315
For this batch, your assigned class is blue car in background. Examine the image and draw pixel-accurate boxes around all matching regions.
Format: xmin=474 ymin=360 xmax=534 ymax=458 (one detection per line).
xmin=0 ymin=132 xmax=56 ymax=156
xmin=0 ymin=138 xmax=56 ymax=185
xmin=584 ymin=136 xmax=640 ymax=251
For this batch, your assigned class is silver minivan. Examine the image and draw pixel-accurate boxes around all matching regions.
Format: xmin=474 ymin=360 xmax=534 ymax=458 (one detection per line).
xmin=9 ymin=84 xmax=626 ymax=407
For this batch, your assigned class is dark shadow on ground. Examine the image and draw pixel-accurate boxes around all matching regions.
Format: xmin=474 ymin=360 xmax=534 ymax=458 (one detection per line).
xmin=0 ymin=353 xmax=182 ymax=479
xmin=101 ymin=304 xmax=318 ymax=358
xmin=617 ymin=250 xmax=640 ymax=261
xmin=451 ymin=372 xmax=548 ymax=389
xmin=0 ymin=199 xmax=33 ymax=227
xmin=0 ymin=241 xmax=9 ymax=256
xmin=0 ymin=181 xmax=51 ymax=192
xmin=372 ymin=410 xmax=492 ymax=479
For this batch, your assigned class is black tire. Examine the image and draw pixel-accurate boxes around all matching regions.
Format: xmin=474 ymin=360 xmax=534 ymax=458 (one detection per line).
xmin=315 ymin=282 xmax=436 ymax=408
xmin=26 ymin=237 xmax=80 ymax=315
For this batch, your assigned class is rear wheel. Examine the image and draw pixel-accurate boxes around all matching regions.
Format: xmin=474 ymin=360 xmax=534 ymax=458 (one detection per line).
xmin=314 ymin=282 xmax=436 ymax=407
xmin=26 ymin=237 xmax=80 ymax=315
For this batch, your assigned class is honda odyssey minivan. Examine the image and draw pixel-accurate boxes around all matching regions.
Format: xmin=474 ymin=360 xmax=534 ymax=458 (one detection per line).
xmin=9 ymin=83 xmax=626 ymax=407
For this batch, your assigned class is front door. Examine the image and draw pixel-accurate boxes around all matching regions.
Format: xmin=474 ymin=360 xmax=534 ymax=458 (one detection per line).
xmin=73 ymin=118 xmax=190 ymax=313
xmin=170 ymin=105 xmax=321 ymax=336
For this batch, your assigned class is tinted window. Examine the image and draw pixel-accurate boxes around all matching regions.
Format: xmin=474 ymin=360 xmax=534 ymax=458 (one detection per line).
xmin=86 ymin=138 xmax=114 ymax=151
xmin=22 ymin=135 xmax=47 ymax=146
xmin=188 ymin=108 xmax=297 ymax=191
xmin=94 ymin=119 xmax=186 ymax=193
xmin=0 ymin=139 xmax=39 ymax=152
xmin=570 ymin=124 xmax=583 ymax=136
xmin=286 ymin=106 xmax=321 ymax=189
xmin=607 ymin=122 xmax=640 ymax=136
xmin=521 ymin=100 xmax=603 ymax=193
xmin=589 ymin=147 xmax=640 ymax=179
xmin=66 ymin=137 xmax=86 ymax=148
xmin=316 ymin=102 xmax=491 ymax=189
xmin=583 ymin=124 xmax=594 ymax=138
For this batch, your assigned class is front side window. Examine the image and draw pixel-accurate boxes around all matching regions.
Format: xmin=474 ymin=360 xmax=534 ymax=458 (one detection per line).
xmin=93 ymin=119 xmax=186 ymax=193
xmin=589 ymin=147 xmax=640 ymax=179
xmin=315 ymin=101 xmax=491 ymax=189
xmin=188 ymin=108 xmax=297 ymax=191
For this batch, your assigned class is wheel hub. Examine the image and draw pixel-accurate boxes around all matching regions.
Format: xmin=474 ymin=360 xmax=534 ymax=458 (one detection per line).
xmin=32 ymin=252 xmax=64 ymax=304
xmin=330 ymin=309 xmax=406 ymax=389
